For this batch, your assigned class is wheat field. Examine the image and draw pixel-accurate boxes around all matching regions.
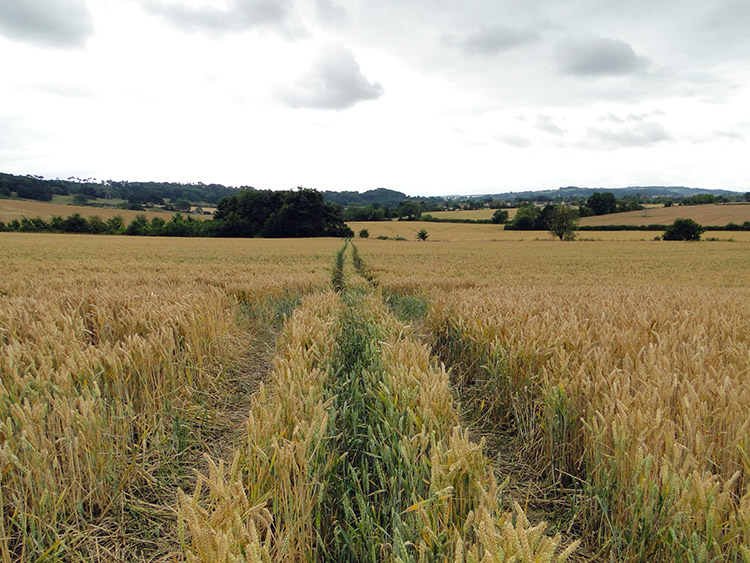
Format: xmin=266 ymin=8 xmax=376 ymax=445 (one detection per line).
xmin=0 ymin=198 xmax=209 ymax=223
xmin=1 ymin=232 xmax=748 ymax=561
xmin=578 ymin=203 xmax=750 ymax=227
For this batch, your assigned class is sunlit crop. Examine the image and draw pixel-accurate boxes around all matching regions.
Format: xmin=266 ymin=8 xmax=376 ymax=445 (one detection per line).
xmin=1 ymin=232 xmax=748 ymax=561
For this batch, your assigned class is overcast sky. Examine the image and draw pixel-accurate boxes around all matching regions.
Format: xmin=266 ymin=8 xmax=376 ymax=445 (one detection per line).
xmin=1 ymin=0 xmax=748 ymax=196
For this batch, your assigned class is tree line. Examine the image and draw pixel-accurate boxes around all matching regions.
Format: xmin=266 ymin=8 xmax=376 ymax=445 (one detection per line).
xmin=0 ymin=172 xmax=242 ymax=205
xmin=1 ymin=188 xmax=353 ymax=239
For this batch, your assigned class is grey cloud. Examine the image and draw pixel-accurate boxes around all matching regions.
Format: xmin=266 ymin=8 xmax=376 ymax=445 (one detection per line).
xmin=558 ymin=37 xmax=651 ymax=76
xmin=585 ymin=121 xmax=671 ymax=149
xmin=495 ymin=133 xmax=531 ymax=148
xmin=627 ymin=109 xmax=665 ymax=121
xmin=315 ymin=0 xmax=348 ymax=26
xmin=713 ymin=130 xmax=743 ymax=141
xmin=535 ymin=115 xmax=564 ymax=135
xmin=446 ymin=24 xmax=541 ymax=55
xmin=599 ymin=109 xmax=665 ymax=123
xmin=142 ymin=0 xmax=303 ymax=36
xmin=278 ymin=44 xmax=383 ymax=110
xmin=0 ymin=0 xmax=93 ymax=48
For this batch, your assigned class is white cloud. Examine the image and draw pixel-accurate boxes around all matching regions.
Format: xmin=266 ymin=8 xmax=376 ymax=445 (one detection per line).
xmin=277 ymin=44 xmax=384 ymax=110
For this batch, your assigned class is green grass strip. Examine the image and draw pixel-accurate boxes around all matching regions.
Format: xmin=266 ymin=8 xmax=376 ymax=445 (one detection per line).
xmin=316 ymin=294 xmax=432 ymax=561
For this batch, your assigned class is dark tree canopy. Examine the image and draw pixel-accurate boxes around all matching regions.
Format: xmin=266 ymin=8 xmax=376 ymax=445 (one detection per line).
xmin=212 ymin=187 xmax=353 ymax=238
xmin=491 ymin=209 xmax=509 ymax=224
xmin=548 ymin=205 xmax=578 ymax=240
xmin=586 ymin=192 xmax=618 ymax=215
xmin=662 ymin=218 xmax=705 ymax=241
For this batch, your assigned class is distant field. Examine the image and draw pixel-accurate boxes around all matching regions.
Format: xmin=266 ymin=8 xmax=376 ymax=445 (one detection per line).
xmin=348 ymin=220 xmax=750 ymax=242
xmin=427 ymin=208 xmax=518 ymax=221
xmin=579 ymin=203 xmax=749 ymax=227
xmin=0 ymin=198 xmax=210 ymax=223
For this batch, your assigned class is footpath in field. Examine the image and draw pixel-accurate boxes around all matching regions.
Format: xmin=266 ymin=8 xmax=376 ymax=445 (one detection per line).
xmin=178 ymin=241 xmax=578 ymax=561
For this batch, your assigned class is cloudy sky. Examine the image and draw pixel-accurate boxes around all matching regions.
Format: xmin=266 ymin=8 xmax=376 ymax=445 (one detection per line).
xmin=1 ymin=0 xmax=748 ymax=196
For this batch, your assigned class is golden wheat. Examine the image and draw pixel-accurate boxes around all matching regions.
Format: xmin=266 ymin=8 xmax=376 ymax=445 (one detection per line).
xmin=3 ymin=231 xmax=748 ymax=561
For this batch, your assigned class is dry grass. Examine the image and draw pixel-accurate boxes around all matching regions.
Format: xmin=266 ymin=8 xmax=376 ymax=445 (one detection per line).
xmin=579 ymin=203 xmax=750 ymax=227
xmin=0 ymin=198 xmax=209 ymax=223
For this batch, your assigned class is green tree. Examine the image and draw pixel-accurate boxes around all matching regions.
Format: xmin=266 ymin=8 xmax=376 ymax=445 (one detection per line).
xmin=663 ymin=218 xmax=705 ymax=241
xmin=174 ymin=199 xmax=192 ymax=212
xmin=14 ymin=177 xmax=53 ymax=201
xmin=149 ymin=217 xmax=166 ymax=236
xmin=586 ymin=192 xmax=618 ymax=215
xmin=72 ymin=193 xmax=89 ymax=205
xmin=358 ymin=228 xmax=369 ymax=238
xmin=534 ymin=204 xmax=557 ymax=230
xmin=86 ymin=215 xmax=107 ymax=234
xmin=491 ymin=209 xmax=509 ymax=224
xmin=105 ymin=215 xmax=125 ymax=234
xmin=505 ymin=204 xmax=539 ymax=230
xmin=49 ymin=215 xmax=65 ymax=231
xmin=416 ymin=228 xmax=429 ymax=241
xmin=397 ymin=201 xmax=422 ymax=220
xmin=63 ymin=213 xmax=89 ymax=233
xmin=125 ymin=214 xmax=149 ymax=236
xmin=212 ymin=187 xmax=352 ymax=238
xmin=548 ymin=205 xmax=578 ymax=240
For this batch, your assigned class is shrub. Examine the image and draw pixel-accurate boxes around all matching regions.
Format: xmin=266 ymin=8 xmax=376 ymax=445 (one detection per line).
xmin=358 ymin=229 xmax=369 ymax=239
xmin=663 ymin=218 xmax=705 ymax=241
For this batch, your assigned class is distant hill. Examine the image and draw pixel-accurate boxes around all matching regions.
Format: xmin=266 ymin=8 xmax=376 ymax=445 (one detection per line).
xmin=0 ymin=172 xmax=243 ymax=205
xmin=478 ymin=186 xmax=740 ymax=201
xmin=322 ymin=188 xmax=411 ymax=208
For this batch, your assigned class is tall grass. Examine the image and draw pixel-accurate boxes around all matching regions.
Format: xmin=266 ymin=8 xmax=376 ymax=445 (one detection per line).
xmin=0 ymin=233 xmax=336 ymax=561
xmin=427 ymin=285 xmax=750 ymax=560
xmin=0 ymin=279 xmax=237 ymax=559
xmin=179 ymin=281 xmax=576 ymax=560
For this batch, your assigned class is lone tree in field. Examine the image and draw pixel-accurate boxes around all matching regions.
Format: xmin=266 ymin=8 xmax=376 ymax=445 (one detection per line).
xmin=416 ymin=228 xmax=429 ymax=241
xmin=549 ymin=205 xmax=578 ymax=240
xmin=663 ymin=218 xmax=705 ymax=241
